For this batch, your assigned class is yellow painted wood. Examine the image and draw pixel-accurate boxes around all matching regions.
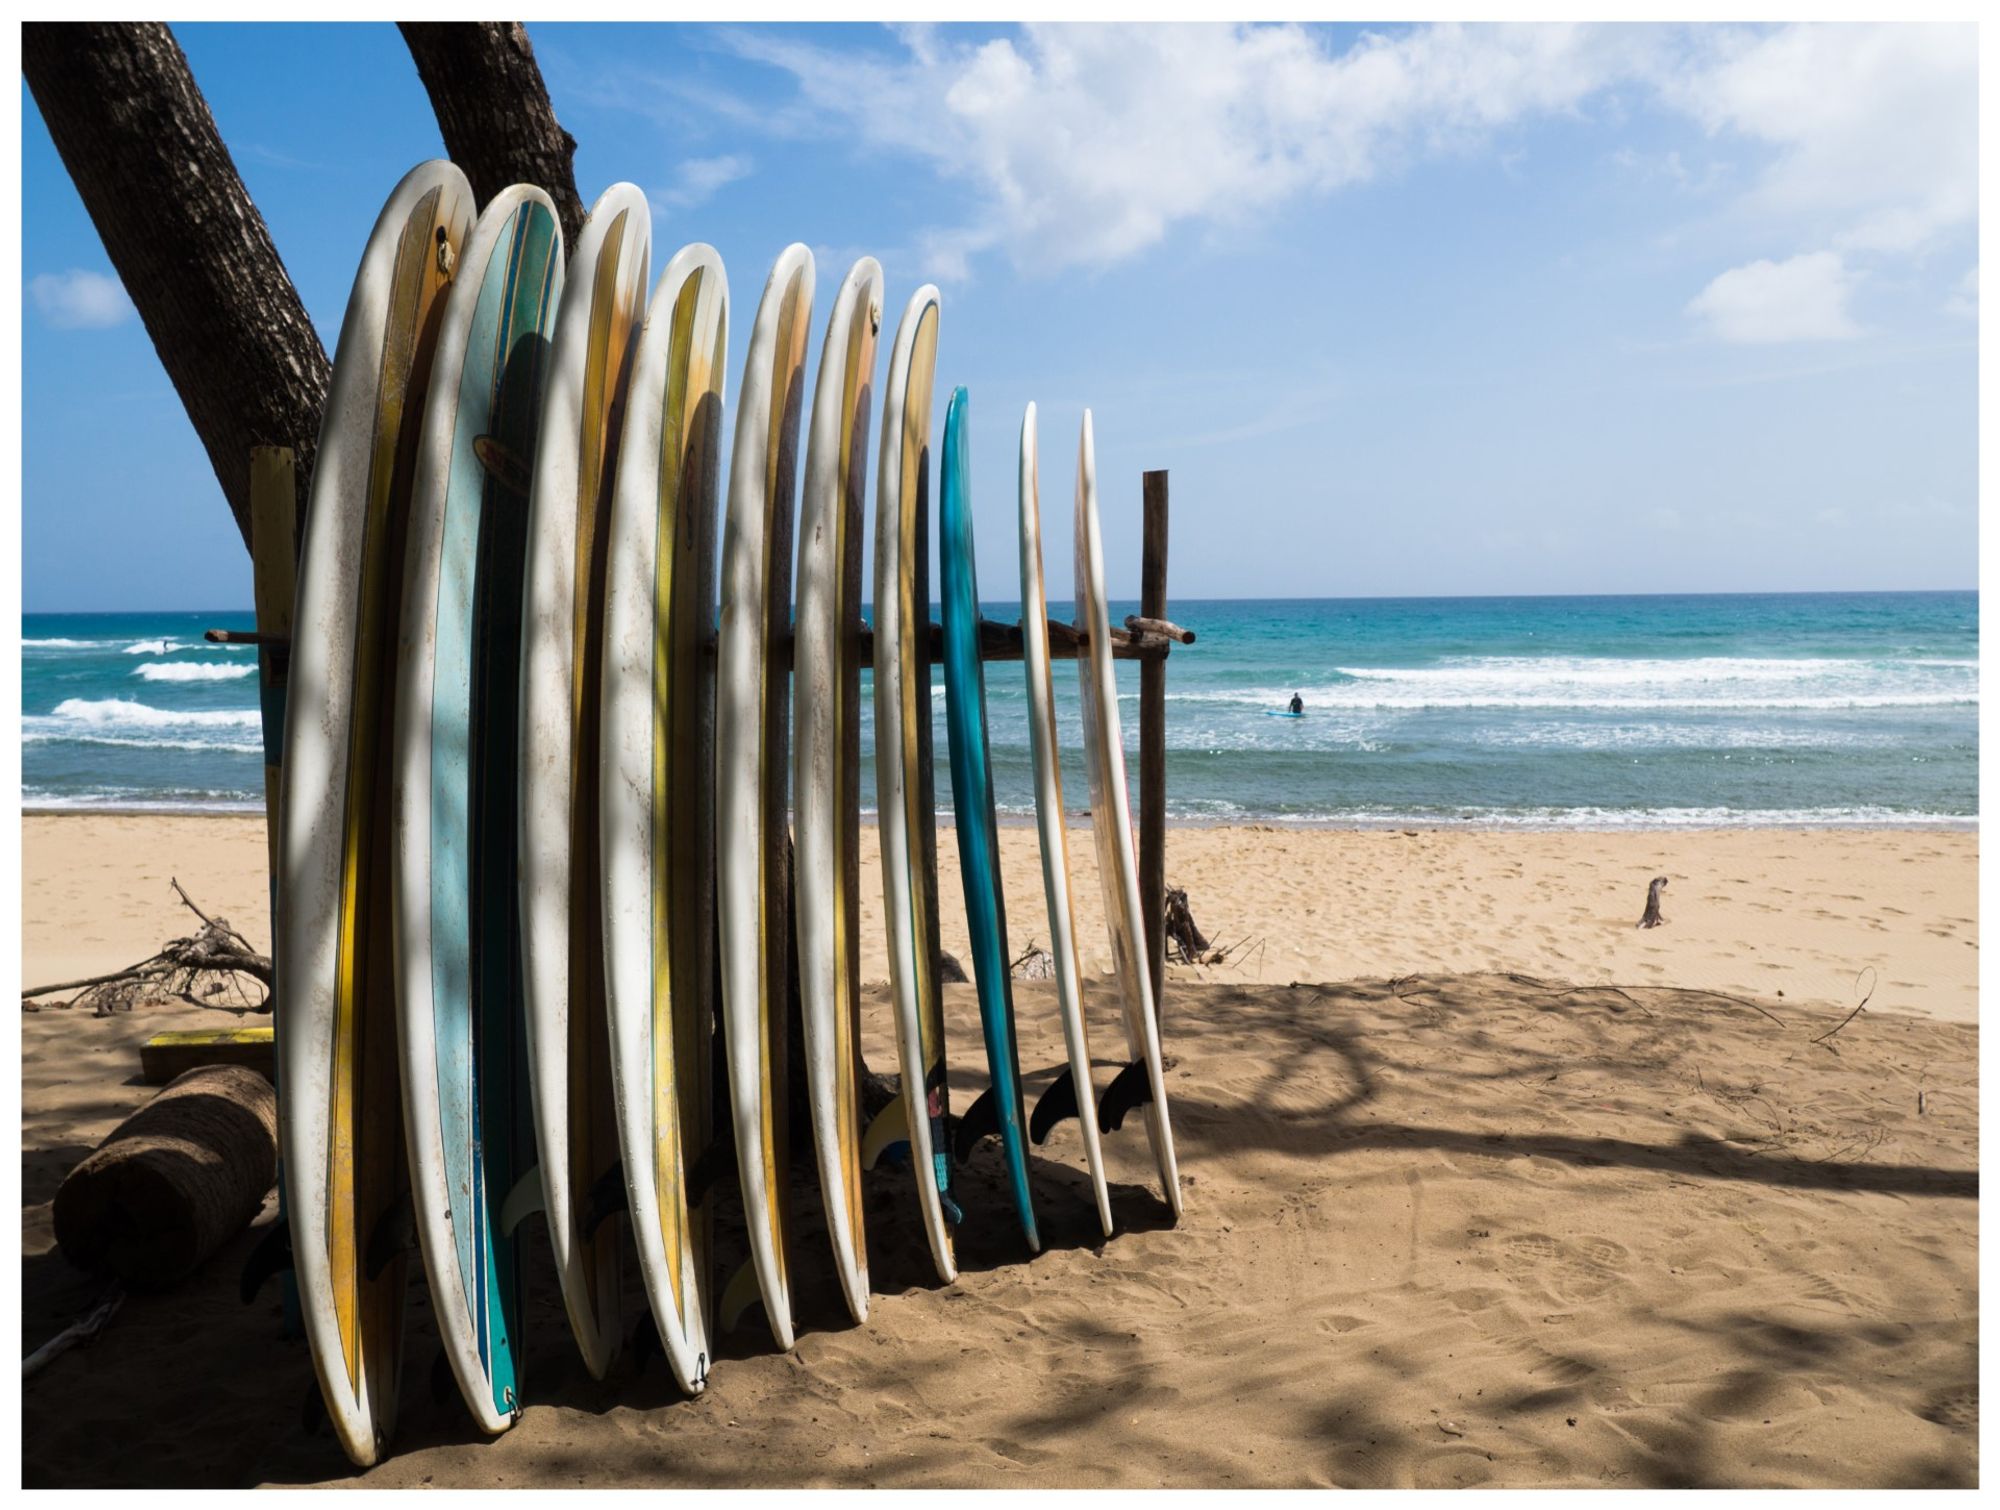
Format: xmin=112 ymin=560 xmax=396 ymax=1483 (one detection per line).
xmin=140 ymin=1025 xmax=276 ymax=1085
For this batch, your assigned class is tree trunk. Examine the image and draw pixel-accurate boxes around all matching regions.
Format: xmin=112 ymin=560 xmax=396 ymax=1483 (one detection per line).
xmin=399 ymin=22 xmax=586 ymax=252
xmin=22 ymin=22 xmax=328 ymax=555
xmin=52 ymin=1064 xmax=279 ymax=1290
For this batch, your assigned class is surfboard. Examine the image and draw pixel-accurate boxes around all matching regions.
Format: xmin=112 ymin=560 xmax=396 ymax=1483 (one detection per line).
xmin=716 ymin=243 xmax=813 ymax=1350
xmin=600 ymin=243 xmax=728 ymax=1396
xmin=392 ymin=184 xmax=562 ymax=1435
xmin=1266 ymin=709 xmax=1305 ymax=719
xmin=1016 ymin=402 xmax=1115 ymax=1238
xmin=520 ymin=183 xmax=651 ymax=1378
xmin=939 ymin=387 xmax=1039 ymax=1252
xmin=794 ymin=257 xmax=883 ymax=1324
xmin=278 ymin=159 xmax=473 ymax=1468
xmin=865 ymin=284 xmax=960 ymax=1283
xmin=1073 ymin=410 xmax=1184 ymax=1219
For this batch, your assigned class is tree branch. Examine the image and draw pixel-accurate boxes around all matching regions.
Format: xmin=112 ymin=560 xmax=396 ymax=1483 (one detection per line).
xmin=22 ymin=22 xmax=329 ymax=554
xmin=399 ymin=22 xmax=586 ymax=251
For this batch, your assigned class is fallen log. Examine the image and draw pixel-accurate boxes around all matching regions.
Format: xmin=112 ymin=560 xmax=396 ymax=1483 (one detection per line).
xmin=52 ymin=1064 xmax=278 ymax=1290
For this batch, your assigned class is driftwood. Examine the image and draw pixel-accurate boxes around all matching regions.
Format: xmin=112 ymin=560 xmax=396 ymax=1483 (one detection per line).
xmin=22 ymin=1285 xmax=125 ymax=1381
xmin=21 ymin=880 xmax=270 ymax=1016
xmin=52 ymin=1064 xmax=278 ymax=1290
xmin=1637 ymin=875 xmax=1669 ymax=929
xmin=1011 ymin=940 xmax=1055 ymax=980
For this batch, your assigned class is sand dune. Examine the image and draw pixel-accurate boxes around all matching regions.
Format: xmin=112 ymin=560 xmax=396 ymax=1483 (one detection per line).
xmin=18 ymin=815 xmax=1979 ymax=1487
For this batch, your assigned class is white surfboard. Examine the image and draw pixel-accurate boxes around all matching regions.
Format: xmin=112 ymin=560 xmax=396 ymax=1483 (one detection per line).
xmin=600 ymin=243 xmax=728 ymax=1396
xmin=279 ymin=159 xmax=474 ymax=1468
xmin=1074 ymin=410 xmax=1183 ymax=1218
xmin=716 ymin=243 xmax=814 ymax=1350
xmin=866 ymin=284 xmax=960 ymax=1283
xmin=520 ymin=182 xmax=651 ymax=1378
xmin=1017 ymin=402 xmax=1115 ymax=1238
xmin=795 ymin=257 xmax=884 ymax=1325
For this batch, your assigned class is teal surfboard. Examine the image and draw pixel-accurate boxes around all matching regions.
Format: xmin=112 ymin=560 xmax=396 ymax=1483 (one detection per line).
xmin=393 ymin=186 xmax=562 ymax=1433
xmin=938 ymin=386 xmax=1039 ymax=1252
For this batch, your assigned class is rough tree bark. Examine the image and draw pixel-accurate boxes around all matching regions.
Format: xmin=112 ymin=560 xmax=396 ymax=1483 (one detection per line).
xmin=22 ymin=22 xmax=328 ymax=554
xmin=399 ymin=22 xmax=586 ymax=251
xmin=25 ymin=21 xmax=589 ymax=559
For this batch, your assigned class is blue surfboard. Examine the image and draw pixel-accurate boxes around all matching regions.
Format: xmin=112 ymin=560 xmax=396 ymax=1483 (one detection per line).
xmin=393 ymin=186 xmax=562 ymax=1432
xmin=938 ymin=386 xmax=1039 ymax=1252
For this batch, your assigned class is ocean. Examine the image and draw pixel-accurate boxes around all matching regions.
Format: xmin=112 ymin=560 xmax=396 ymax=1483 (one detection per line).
xmin=21 ymin=592 xmax=1977 ymax=827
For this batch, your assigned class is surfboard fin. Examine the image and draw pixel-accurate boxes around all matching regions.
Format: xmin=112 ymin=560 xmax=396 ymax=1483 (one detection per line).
xmin=240 ymin=1220 xmax=293 ymax=1304
xmin=1097 ymin=1059 xmax=1155 ymax=1134
xmin=688 ymin=1138 xmax=737 ymax=1202
xmin=1030 ymin=1068 xmax=1082 ymax=1145
xmin=860 ymin=1097 xmax=909 ymax=1170
xmin=499 ymin=1165 xmax=545 ymax=1237
xmin=583 ymin=1159 xmax=627 ymax=1239
xmin=363 ymin=1190 xmax=414 ymax=1281
xmin=950 ymin=1088 xmax=1001 ymax=1164
xmin=718 ymin=1261 xmax=765 ymax=1334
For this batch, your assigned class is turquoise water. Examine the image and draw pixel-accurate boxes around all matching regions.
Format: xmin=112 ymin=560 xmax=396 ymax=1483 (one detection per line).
xmin=21 ymin=591 xmax=1977 ymax=826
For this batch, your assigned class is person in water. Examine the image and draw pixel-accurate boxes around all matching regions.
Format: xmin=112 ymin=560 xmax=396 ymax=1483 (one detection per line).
xmin=1289 ymin=693 xmax=1304 ymax=715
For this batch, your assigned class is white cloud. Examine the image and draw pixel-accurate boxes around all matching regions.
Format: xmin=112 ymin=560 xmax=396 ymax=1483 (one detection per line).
xmin=1663 ymin=23 xmax=1975 ymax=256
xmin=1685 ymin=251 xmax=1860 ymax=344
xmin=657 ymin=20 xmax=1974 ymax=301
xmin=722 ymin=22 xmax=1652 ymax=275
xmin=651 ymin=153 xmax=752 ymax=216
xmin=29 ymin=269 xmax=134 ymax=329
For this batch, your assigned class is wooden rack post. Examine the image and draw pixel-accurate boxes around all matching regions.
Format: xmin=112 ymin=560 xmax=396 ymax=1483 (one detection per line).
xmin=1138 ymin=471 xmax=1169 ymax=1012
xmin=246 ymin=446 xmax=302 ymax=1338
xmin=214 ymin=465 xmax=1191 ymax=1067
xmin=247 ymin=448 xmax=295 ymax=878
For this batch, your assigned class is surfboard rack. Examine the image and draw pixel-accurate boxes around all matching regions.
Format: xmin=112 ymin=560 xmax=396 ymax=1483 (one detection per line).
xmin=220 ymin=461 xmax=1186 ymax=1289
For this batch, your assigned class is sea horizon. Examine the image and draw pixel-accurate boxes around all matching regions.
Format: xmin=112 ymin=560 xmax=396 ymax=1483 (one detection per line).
xmin=23 ymin=588 xmax=1978 ymax=829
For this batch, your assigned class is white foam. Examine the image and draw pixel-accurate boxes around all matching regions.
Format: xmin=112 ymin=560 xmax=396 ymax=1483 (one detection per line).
xmin=22 ymin=790 xmax=261 ymax=813
xmin=1173 ymin=805 xmax=1974 ymax=830
xmin=1174 ymin=655 xmax=1979 ymax=713
xmin=28 ymin=698 xmax=263 ymax=746
xmin=131 ymin=661 xmax=257 ymax=683
xmin=122 ymin=638 xmax=193 ymax=654
xmin=23 ymin=637 xmax=100 ymax=649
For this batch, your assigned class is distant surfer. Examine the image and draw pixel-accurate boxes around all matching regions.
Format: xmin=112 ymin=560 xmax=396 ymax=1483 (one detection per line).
xmin=1289 ymin=692 xmax=1304 ymax=715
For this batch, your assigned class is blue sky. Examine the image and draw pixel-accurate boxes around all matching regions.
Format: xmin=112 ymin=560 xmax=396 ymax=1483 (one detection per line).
xmin=21 ymin=21 xmax=1978 ymax=612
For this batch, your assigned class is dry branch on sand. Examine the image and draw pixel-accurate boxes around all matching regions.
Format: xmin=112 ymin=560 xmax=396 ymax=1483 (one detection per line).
xmin=20 ymin=880 xmax=271 ymax=1017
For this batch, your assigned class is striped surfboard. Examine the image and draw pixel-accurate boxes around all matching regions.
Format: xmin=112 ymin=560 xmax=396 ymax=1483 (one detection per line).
xmin=600 ymin=242 xmax=729 ymax=1395
xmin=278 ymin=159 xmax=474 ymax=1468
xmin=795 ymin=256 xmax=884 ymax=1323
xmin=716 ymin=243 xmax=814 ymax=1350
xmin=520 ymin=183 xmax=652 ymax=1378
xmin=393 ymin=184 xmax=563 ymax=1435
xmin=862 ymin=284 xmax=961 ymax=1283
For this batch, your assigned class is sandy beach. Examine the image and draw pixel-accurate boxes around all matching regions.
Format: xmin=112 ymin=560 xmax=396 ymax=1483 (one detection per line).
xmin=20 ymin=813 xmax=1978 ymax=1487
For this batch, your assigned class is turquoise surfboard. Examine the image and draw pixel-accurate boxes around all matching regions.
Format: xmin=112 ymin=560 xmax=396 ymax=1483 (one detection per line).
xmin=393 ymin=186 xmax=562 ymax=1432
xmin=938 ymin=386 xmax=1039 ymax=1252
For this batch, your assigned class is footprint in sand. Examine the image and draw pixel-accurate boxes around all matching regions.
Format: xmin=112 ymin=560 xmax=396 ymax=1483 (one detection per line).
xmin=1497 ymin=1233 xmax=1630 ymax=1302
xmin=1919 ymin=1386 xmax=1977 ymax=1433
